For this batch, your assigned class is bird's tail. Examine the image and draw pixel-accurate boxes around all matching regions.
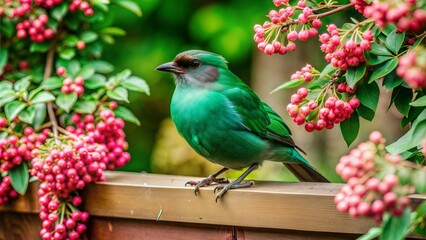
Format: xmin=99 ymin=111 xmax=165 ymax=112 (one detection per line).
xmin=283 ymin=163 xmax=329 ymax=182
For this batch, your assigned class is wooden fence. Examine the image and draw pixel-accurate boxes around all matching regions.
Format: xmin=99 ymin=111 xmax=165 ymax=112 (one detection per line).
xmin=1 ymin=171 xmax=425 ymax=239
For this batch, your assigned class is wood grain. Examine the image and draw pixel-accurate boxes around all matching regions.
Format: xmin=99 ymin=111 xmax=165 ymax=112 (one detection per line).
xmin=0 ymin=212 xmax=40 ymax=240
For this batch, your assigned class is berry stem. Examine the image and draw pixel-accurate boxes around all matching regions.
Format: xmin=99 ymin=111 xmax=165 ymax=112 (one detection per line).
xmin=309 ymin=3 xmax=355 ymax=20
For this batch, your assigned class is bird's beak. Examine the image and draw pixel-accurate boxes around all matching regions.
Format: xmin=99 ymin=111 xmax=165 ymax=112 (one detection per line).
xmin=155 ymin=62 xmax=185 ymax=74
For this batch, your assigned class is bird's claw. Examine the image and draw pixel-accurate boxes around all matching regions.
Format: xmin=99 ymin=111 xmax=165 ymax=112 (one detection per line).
xmin=214 ymin=181 xmax=255 ymax=202
xmin=185 ymin=177 xmax=230 ymax=196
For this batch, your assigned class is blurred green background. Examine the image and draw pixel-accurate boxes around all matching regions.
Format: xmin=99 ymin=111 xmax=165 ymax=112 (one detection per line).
xmin=103 ymin=0 xmax=405 ymax=182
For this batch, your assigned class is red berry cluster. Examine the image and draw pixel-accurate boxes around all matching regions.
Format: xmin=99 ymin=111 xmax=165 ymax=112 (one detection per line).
xmin=61 ymin=76 xmax=85 ymax=96
xmin=336 ymin=83 xmax=356 ymax=94
xmin=34 ymin=0 xmax=62 ymax=8
xmin=396 ymin=46 xmax=426 ymax=89
xmin=363 ymin=1 xmax=426 ymax=33
xmin=16 ymin=15 xmax=54 ymax=42
xmin=290 ymin=64 xmax=314 ymax=82
xmin=68 ymin=110 xmax=130 ymax=170
xmin=254 ymin=1 xmax=322 ymax=55
xmin=334 ymin=131 xmax=412 ymax=222
xmin=7 ymin=0 xmax=31 ymax=17
xmin=320 ymin=24 xmax=373 ymax=70
xmin=69 ymin=0 xmax=94 ymax=16
xmin=0 ymin=176 xmax=18 ymax=205
xmin=350 ymin=0 xmax=370 ymax=14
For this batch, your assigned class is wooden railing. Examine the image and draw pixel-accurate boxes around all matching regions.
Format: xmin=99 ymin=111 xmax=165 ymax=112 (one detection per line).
xmin=1 ymin=171 xmax=425 ymax=239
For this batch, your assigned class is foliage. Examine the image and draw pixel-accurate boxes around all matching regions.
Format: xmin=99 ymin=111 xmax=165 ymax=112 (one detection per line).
xmin=0 ymin=0 xmax=146 ymax=239
xmin=255 ymin=0 xmax=425 ymax=239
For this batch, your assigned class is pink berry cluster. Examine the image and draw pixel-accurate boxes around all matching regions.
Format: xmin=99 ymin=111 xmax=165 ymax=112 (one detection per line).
xmin=61 ymin=77 xmax=85 ymax=96
xmin=320 ymin=24 xmax=373 ymax=70
xmin=334 ymin=131 xmax=413 ymax=222
xmin=254 ymin=0 xmax=322 ymax=55
xmin=290 ymin=64 xmax=315 ymax=82
xmin=0 ymin=176 xmax=18 ymax=205
xmin=67 ymin=110 xmax=130 ymax=170
xmin=396 ymin=46 xmax=426 ymax=89
xmin=16 ymin=15 xmax=54 ymax=42
xmin=69 ymin=0 xmax=94 ymax=16
xmin=2 ymin=0 xmax=31 ymax=17
xmin=362 ymin=0 xmax=426 ymax=33
xmin=286 ymin=89 xmax=360 ymax=132
xmin=34 ymin=0 xmax=62 ymax=8
xmin=350 ymin=0 xmax=370 ymax=14
xmin=336 ymin=82 xmax=356 ymax=94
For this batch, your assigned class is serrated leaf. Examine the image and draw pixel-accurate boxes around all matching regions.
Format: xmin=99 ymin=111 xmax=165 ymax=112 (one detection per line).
xmin=364 ymin=51 xmax=393 ymax=66
xmin=59 ymin=48 xmax=76 ymax=60
xmin=340 ymin=111 xmax=359 ymax=146
xmin=380 ymin=208 xmax=412 ymax=240
xmin=116 ymin=0 xmax=142 ymax=16
xmin=410 ymin=96 xmax=426 ymax=107
xmin=56 ymin=93 xmax=77 ymax=113
xmin=385 ymin=29 xmax=405 ymax=54
xmin=18 ymin=106 xmax=35 ymax=124
xmin=31 ymin=91 xmax=56 ymax=104
xmin=74 ymin=101 xmax=97 ymax=114
xmin=88 ymin=60 xmax=114 ymax=73
xmin=107 ymin=87 xmax=129 ymax=102
xmin=370 ymin=42 xmax=393 ymax=56
xmin=32 ymin=103 xmax=46 ymax=129
xmin=369 ymin=58 xmax=399 ymax=83
xmin=77 ymin=66 xmax=95 ymax=79
xmin=114 ymin=106 xmax=140 ymax=125
xmin=346 ymin=64 xmax=366 ymax=88
xmin=30 ymin=42 xmax=51 ymax=52
xmin=121 ymin=76 xmax=150 ymax=95
xmin=271 ymin=79 xmax=304 ymax=93
xmin=5 ymin=101 xmax=26 ymax=120
xmin=84 ymin=74 xmax=106 ymax=89
xmin=80 ymin=31 xmax=98 ymax=43
xmin=10 ymin=163 xmax=29 ymax=195
xmin=41 ymin=76 xmax=63 ymax=90
xmin=356 ymin=79 xmax=380 ymax=111
xmin=51 ymin=3 xmax=68 ymax=20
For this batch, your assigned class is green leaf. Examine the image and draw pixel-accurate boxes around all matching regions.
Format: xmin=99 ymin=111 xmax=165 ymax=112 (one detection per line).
xmin=380 ymin=208 xmax=412 ymax=240
xmin=64 ymin=35 xmax=79 ymax=47
xmin=0 ymin=95 xmax=17 ymax=108
xmin=56 ymin=93 xmax=77 ymax=113
xmin=114 ymin=69 xmax=132 ymax=82
xmin=77 ymin=66 xmax=95 ymax=79
xmin=370 ymin=42 xmax=393 ymax=56
xmin=364 ymin=51 xmax=393 ymax=66
xmin=0 ymin=89 xmax=15 ymax=98
xmin=88 ymin=60 xmax=114 ymax=73
xmin=0 ymin=81 xmax=13 ymax=89
xmin=9 ymin=163 xmax=29 ymax=195
xmin=113 ymin=106 xmax=140 ymax=125
xmin=74 ymin=101 xmax=97 ymax=114
xmin=381 ymin=24 xmax=397 ymax=36
xmin=5 ymin=101 xmax=26 ymax=120
xmin=387 ymin=109 xmax=426 ymax=154
xmin=18 ymin=106 xmax=35 ymax=124
xmin=382 ymin=70 xmax=404 ymax=90
xmin=80 ymin=31 xmax=98 ymax=43
xmin=410 ymin=96 xmax=426 ymax=107
xmin=385 ymin=29 xmax=405 ymax=54
xmin=84 ymin=74 xmax=106 ymax=89
xmin=413 ymin=34 xmax=426 ymax=48
xmin=271 ymin=79 xmax=304 ymax=93
xmin=356 ymin=79 xmax=380 ymax=111
xmin=412 ymin=171 xmax=426 ymax=193
xmin=357 ymin=227 xmax=382 ymax=240
xmin=369 ymin=58 xmax=399 ymax=83
xmin=101 ymin=27 xmax=126 ymax=36
xmin=30 ymin=42 xmax=51 ymax=52
xmin=357 ymin=104 xmax=375 ymax=121
xmin=51 ymin=3 xmax=68 ymax=20
xmin=121 ymin=76 xmax=150 ymax=95
xmin=116 ymin=0 xmax=142 ymax=16
xmin=32 ymin=103 xmax=46 ymax=129
xmin=319 ymin=63 xmax=336 ymax=79
xmin=414 ymin=201 xmax=426 ymax=236
xmin=41 ymin=76 xmax=63 ymax=90
xmin=340 ymin=111 xmax=359 ymax=146
xmin=346 ymin=64 xmax=366 ymax=88
xmin=107 ymin=87 xmax=129 ymax=102
xmin=0 ymin=47 xmax=8 ymax=72
xmin=14 ymin=76 xmax=31 ymax=91
xmin=59 ymin=48 xmax=76 ymax=60
xmin=392 ymin=87 xmax=412 ymax=117
xmin=31 ymin=91 xmax=56 ymax=104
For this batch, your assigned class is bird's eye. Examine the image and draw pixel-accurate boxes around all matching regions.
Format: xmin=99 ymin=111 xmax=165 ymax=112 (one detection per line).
xmin=189 ymin=60 xmax=201 ymax=68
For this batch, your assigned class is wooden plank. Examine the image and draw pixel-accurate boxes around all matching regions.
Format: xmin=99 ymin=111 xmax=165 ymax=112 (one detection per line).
xmin=0 ymin=212 xmax=40 ymax=240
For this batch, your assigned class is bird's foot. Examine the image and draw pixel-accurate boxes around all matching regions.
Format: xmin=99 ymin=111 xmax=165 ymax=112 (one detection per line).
xmin=214 ymin=181 xmax=255 ymax=202
xmin=185 ymin=177 xmax=229 ymax=196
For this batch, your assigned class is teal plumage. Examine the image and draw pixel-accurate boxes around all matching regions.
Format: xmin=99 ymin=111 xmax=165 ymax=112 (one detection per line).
xmin=156 ymin=50 xmax=328 ymax=201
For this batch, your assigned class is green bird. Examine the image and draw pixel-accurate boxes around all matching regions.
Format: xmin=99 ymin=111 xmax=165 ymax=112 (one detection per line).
xmin=156 ymin=50 xmax=328 ymax=201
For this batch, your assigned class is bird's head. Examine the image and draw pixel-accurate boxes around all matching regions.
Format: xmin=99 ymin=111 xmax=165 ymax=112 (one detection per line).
xmin=156 ymin=50 xmax=228 ymax=86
